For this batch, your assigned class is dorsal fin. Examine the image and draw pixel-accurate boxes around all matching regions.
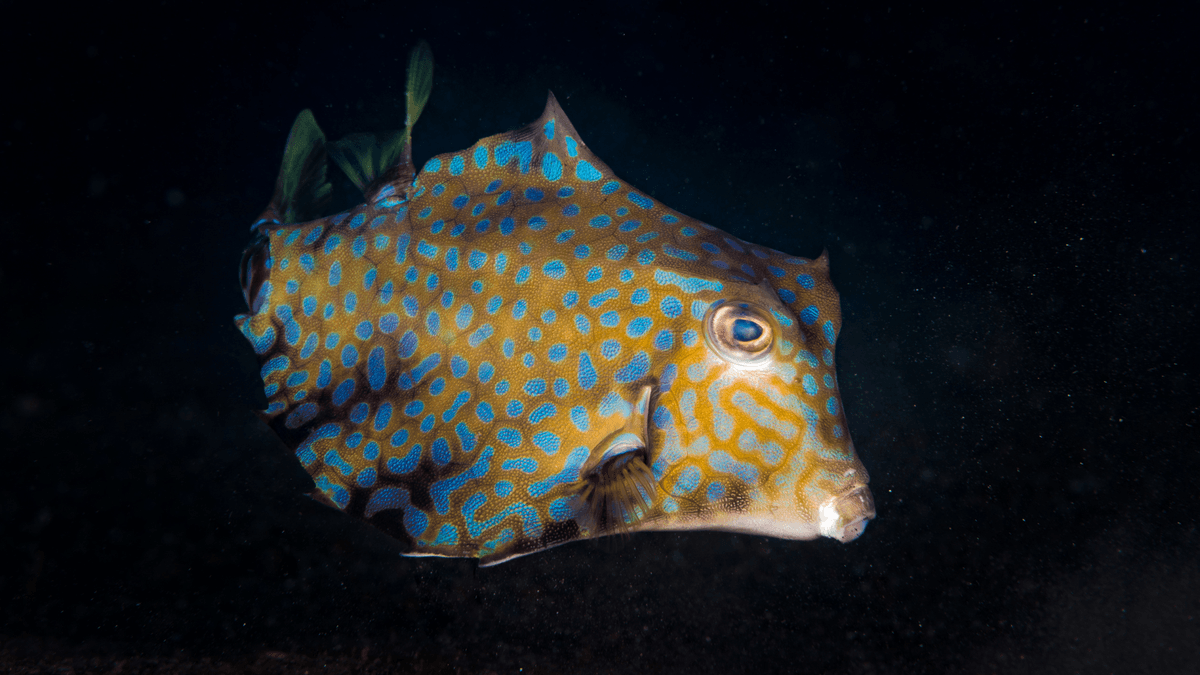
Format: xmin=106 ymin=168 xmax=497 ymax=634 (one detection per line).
xmin=329 ymin=40 xmax=434 ymax=200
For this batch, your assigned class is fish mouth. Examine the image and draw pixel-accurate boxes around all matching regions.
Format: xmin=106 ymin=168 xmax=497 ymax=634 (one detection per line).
xmin=818 ymin=485 xmax=876 ymax=543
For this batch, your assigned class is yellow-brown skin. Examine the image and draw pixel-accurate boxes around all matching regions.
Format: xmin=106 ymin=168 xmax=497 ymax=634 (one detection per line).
xmin=237 ymin=94 xmax=874 ymax=565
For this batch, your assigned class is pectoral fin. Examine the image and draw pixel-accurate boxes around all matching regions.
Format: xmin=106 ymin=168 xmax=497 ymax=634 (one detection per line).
xmin=573 ymin=385 xmax=657 ymax=536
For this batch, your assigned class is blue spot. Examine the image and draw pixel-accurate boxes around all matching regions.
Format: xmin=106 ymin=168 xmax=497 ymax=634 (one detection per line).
xmin=531 ymin=431 xmax=560 ymax=455
xmin=404 ymin=400 xmax=424 ymax=417
xmin=544 ymin=118 xmax=555 ymax=139
xmin=473 ymin=145 xmax=488 ymax=169
xmin=368 ymin=346 xmax=387 ymax=390
xmin=800 ymin=305 xmax=819 ymax=325
xmin=506 ymin=399 xmax=524 ymax=418
xmin=528 ymin=403 xmax=556 ymax=424
xmin=456 ymin=304 xmax=474 ymax=329
xmin=637 ymin=250 xmax=656 ymax=265
xmin=553 ymin=378 xmax=570 ymax=397
xmin=341 ymin=344 xmax=359 ymax=367
xmin=332 ymin=378 xmax=355 ymax=406
xmin=418 ymin=206 xmax=432 ymax=218
xmin=450 ymin=155 xmax=465 ymax=175
xmin=433 ymin=524 xmax=459 ymax=545
xmin=316 ymin=360 xmax=332 ymax=387
xmin=796 ymin=274 xmax=815 ymax=289
xmin=429 ymin=377 xmax=446 ymax=396
xmin=451 ymin=355 xmax=469 ymax=378
xmin=350 ymin=403 xmax=369 ymax=424
xmin=614 ymin=351 xmax=650 ymax=383
xmin=627 ymin=192 xmax=653 ymax=209
xmin=575 ymin=314 xmax=591 ymax=334
xmin=682 ymin=329 xmax=699 ymax=346
xmin=548 ymin=497 xmax=574 ymax=522
xmin=374 ymin=402 xmax=393 ymax=431
xmin=626 ymin=317 xmax=653 ymax=337
xmin=660 ymin=296 xmax=683 ymax=318
xmin=398 ymin=330 xmax=419 ymax=359
xmin=570 ymin=407 xmax=589 ymax=432
xmin=443 ymin=391 xmax=472 ymax=423
xmin=478 ymin=362 xmax=495 ymax=383
xmin=543 ymin=259 xmax=567 ymax=279
xmin=390 ymin=428 xmax=409 ymax=448
xmin=601 ymin=180 xmax=619 ymax=194
xmin=424 ymin=157 xmax=442 ymax=172
xmin=619 ymin=219 xmax=642 ymax=232
xmin=432 ymin=437 xmax=451 ymax=465
xmin=778 ymin=288 xmax=796 ymax=303
xmin=600 ymin=340 xmax=621 ymax=360
xmin=562 ymin=203 xmax=580 ymax=217
xmin=497 ymin=190 xmax=512 ymax=206
xmin=469 ymin=323 xmax=495 ymax=348
xmin=577 ymin=352 xmax=597 ymax=390
xmin=476 ymin=401 xmax=495 ymax=423
xmin=497 ymin=427 xmax=522 ymax=448
xmin=493 ymin=141 xmax=533 ymax=173
xmin=706 ymin=482 xmax=726 ymax=502
xmin=630 ymin=288 xmax=650 ymax=305
xmin=671 ymin=467 xmax=702 ymax=496
xmin=557 ymin=186 xmax=575 ymax=197
xmin=600 ymin=311 xmax=619 ymax=327
xmin=565 ymin=136 xmax=578 ymax=157
xmin=542 ymin=151 xmax=562 ymax=181
xmin=432 ymin=184 xmax=446 ymax=197
xmin=823 ymin=320 xmax=837 ymax=345
xmin=826 ymin=397 xmax=839 ymax=416
xmin=663 ymin=245 xmax=698 ymax=261
xmin=328 ymin=261 xmax=342 ymax=286
xmin=589 ymin=288 xmax=619 ymax=308
xmin=426 ymin=311 xmax=441 ymax=336
xmin=516 ymin=266 xmax=532 ymax=284
xmin=586 ymin=266 xmax=603 ymax=282
xmin=486 ymin=179 xmax=502 ymax=193
xmin=803 ymin=374 xmax=819 ymax=396
xmin=575 ymin=160 xmax=602 ymax=181
xmin=563 ymin=291 xmax=579 ymax=308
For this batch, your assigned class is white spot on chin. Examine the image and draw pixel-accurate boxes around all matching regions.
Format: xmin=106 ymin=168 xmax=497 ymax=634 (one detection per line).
xmin=818 ymin=497 xmax=841 ymax=539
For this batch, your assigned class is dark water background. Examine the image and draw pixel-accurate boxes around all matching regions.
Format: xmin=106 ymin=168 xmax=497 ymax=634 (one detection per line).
xmin=3 ymin=2 xmax=1197 ymax=673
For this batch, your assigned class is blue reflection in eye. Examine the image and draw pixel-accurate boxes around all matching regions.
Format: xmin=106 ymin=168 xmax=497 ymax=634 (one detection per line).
xmin=732 ymin=319 xmax=764 ymax=341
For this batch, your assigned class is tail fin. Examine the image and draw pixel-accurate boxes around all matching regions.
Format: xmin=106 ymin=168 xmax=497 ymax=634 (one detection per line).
xmin=270 ymin=109 xmax=333 ymax=225
xmin=328 ymin=40 xmax=433 ymax=199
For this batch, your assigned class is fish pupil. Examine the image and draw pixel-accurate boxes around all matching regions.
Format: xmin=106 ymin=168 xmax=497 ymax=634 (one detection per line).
xmin=732 ymin=319 xmax=764 ymax=342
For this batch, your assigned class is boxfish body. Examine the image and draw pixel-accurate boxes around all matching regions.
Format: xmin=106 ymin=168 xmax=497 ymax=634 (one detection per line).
xmin=236 ymin=44 xmax=874 ymax=565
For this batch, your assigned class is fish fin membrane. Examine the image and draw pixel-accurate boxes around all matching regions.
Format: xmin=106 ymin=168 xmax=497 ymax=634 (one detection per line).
xmin=273 ymin=109 xmax=332 ymax=224
xmin=406 ymin=40 xmax=433 ymax=129
xmin=328 ymin=130 xmax=408 ymax=194
xmin=329 ymin=40 xmax=433 ymax=197
xmin=575 ymin=453 xmax=656 ymax=536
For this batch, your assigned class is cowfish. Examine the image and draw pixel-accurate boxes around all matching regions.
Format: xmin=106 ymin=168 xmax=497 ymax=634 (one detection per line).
xmin=236 ymin=43 xmax=875 ymax=566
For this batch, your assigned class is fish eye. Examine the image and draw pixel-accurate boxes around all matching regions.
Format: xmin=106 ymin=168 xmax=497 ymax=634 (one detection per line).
xmin=731 ymin=318 xmax=764 ymax=342
xmin=703 ymin=300 xmax=775 ymax=366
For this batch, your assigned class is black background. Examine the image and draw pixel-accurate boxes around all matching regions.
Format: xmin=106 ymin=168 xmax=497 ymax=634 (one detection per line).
xmin=3 ymin=2 xmax=1197 ymax=673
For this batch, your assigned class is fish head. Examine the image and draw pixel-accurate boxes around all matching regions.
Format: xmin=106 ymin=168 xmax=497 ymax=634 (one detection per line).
xmin=615 ymin=251 xmax=875 ymax=546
